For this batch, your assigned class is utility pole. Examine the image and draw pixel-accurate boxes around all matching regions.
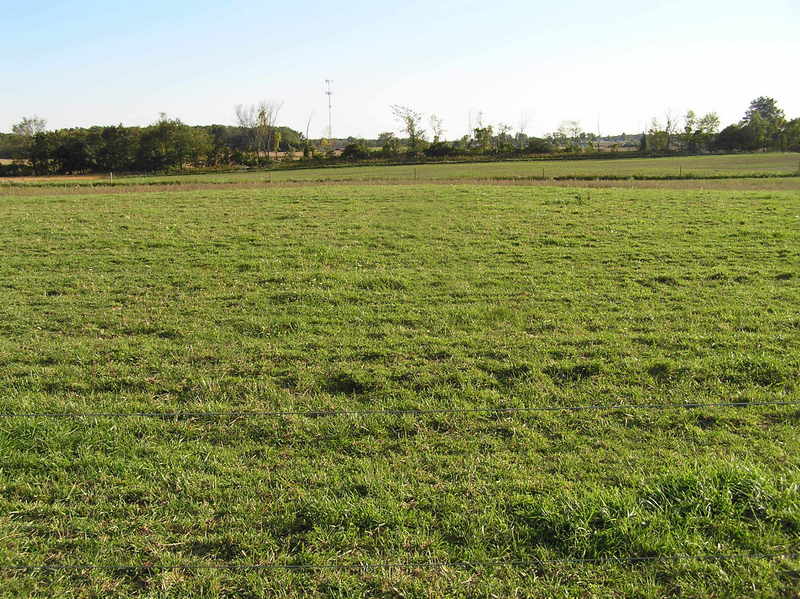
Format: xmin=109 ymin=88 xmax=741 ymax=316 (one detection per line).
xmin=325 ymin=79 xmax=333 ymax=141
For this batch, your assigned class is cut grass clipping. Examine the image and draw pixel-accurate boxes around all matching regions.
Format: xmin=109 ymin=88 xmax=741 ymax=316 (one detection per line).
xmin=1 ymin=184 xmax=799 ymax=597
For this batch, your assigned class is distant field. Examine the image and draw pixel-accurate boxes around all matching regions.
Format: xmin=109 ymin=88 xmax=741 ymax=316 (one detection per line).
xmin=1 ymin=185 xmax=799 ymax=597
xmin=2 ymin=153 xmax=799 ymax=188
xmin=141 ymin=152 xmax=800 ymax=183
xmin=4 ymin=176 xmax=800 ymax=196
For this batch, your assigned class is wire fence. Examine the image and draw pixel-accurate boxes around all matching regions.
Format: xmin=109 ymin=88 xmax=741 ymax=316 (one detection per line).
xmin=4 ymin=551 xmax=798 ymax=572
xmin=1 ymin=400 xmax=798 ymax=420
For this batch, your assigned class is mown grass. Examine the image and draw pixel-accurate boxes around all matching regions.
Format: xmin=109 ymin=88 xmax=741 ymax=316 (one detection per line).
xmin=142 ymin=152 xmax=800 ymax=184
xmin=1 ymin=185 xmax=799 ymax=597
xmin=4 ymin=175 xmax=800 ymax=199
xmin=3 ymin=152 xmax=799 ymax=188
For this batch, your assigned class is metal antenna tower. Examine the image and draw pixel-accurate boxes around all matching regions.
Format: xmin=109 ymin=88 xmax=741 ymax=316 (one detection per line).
xmin=325 ymin=79 xmax=333 ymax=140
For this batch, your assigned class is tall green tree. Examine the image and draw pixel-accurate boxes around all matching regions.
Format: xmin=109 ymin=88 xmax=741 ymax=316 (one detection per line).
xmin=473 ymin=126 xmax=494 ymax=153
xmin=781 ymin=119 xmax=800 ymax=151
xmin=391 ymin=105 xmax=426 ymax=155
xmin=29 ymin=132 xmax=54 ymax=174
xmin=52 ymin=129 xmax=93 ymax=173
xmin=378 ymin=132 xmax=400 ymax=157
xmin=743 ymin=97 xmax=785 ymax=150
xmin=681 ymin=111 xmax=720 ymax=152
xmin=135 ymin=114 xmax=210 ymax=171
xmin=744 ymin=97 xmax=785 ymax=126
xmin=97 ymin=125 xmax=138 ymax=172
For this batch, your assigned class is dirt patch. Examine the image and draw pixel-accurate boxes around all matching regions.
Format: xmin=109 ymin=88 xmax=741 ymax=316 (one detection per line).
xmin=0 ymin=174 xmax=104 ymax=183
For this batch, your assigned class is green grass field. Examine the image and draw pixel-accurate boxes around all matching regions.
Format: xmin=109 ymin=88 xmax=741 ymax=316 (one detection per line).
xmin=3 ymin=152 xmax=799 ymax=188
xmin=145 ymin=152 xmax=800 ymax=183
xmin=2 ymin=184 xmax=799 ymax=597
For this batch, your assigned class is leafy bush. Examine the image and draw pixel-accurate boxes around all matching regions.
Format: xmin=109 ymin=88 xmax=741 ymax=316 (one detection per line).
xmin=341 ymin=141 xmax=370 ymax=160
xmin=424 ymin=141 xmax=454 ymax=158
xmin=525 ymin=137 xmax=555 ymax=154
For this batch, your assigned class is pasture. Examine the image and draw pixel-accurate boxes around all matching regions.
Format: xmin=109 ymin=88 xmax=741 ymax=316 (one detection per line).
xmin=130 ymin=152 xmax=800 ymax=184
xmin=2 ymin=152 xmax=799 ymax=189
xmin=1 ymin=184 xmax=799 ymax=597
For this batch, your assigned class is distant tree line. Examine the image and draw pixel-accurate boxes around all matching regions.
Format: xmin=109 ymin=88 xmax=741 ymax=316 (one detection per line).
xmin=2 ymin=97 xmax=798 ymax=176
xmin=340 ymin=97 xmax=799 ymax=163
xmin=0 ymin=112 xmax=304 ymax=176
xmin=640 ymin=98 xmax=799 ymax=154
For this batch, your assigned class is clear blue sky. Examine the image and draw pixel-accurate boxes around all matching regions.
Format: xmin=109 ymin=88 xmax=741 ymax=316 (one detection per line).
xmin=2 ymin=0 xmax=798 ymax=139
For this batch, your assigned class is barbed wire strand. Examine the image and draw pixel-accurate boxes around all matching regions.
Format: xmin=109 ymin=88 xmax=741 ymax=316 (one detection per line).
xmin=1 ymin=400 xmax=798 ymax=420
xmin=3 ymin=552 xmax=798 ymax=571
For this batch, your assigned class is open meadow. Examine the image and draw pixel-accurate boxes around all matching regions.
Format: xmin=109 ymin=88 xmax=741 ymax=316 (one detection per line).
xmin=2 ymin=153 xmax=799 ymax=189
xmin=1 ymin=183 xmax=799 ymax=597
xmin=128 ymin=152 xmax=800 ymax=184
